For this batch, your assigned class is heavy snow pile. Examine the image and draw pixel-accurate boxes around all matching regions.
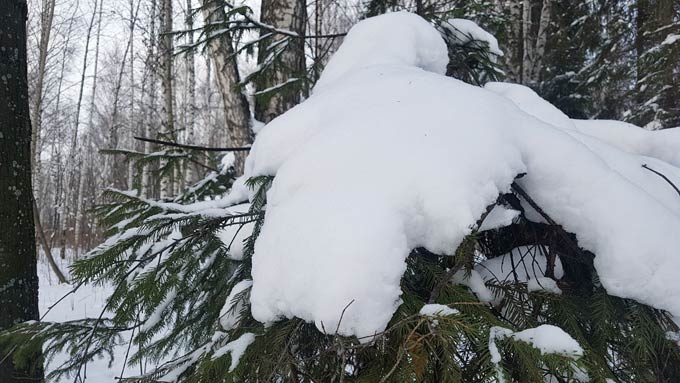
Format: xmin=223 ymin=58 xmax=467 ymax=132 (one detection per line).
xmin=484 ymin=82 xmax=680 ymax=168
xmin=235 ymin=12 xmax=680 ymax=338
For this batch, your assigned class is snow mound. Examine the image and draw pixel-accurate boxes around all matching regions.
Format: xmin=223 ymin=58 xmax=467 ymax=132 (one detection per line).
xmin=572 ymin=119 xmax=680 ymax=168
xmin=485 ymin=81 xmax=680 ymax=168
xmin=441 ymin=18 xmax=503 ymax=57
xmin=244 ymin=12 xmax=680 ymax=338
xmin=484 ymin=82 xmax=575 ymax=130
xmin=314 ymin=11 xmax=448 ymax=92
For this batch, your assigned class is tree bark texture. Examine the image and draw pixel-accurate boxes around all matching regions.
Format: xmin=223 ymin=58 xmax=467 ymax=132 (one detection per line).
xmin=0 ymin=0 xmax=43 ymax=381
xmin=255 ymin=0 xmax=307 ymax=124
xmin=202 ymin=0 xmax=252 ymax=174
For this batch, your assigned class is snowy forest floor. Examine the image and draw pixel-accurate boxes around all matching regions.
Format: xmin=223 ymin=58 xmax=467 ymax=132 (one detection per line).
xmin=39 ymin=250 xmax=133 ymax=382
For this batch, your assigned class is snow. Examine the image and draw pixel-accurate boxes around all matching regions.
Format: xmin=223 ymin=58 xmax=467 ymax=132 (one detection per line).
xmin=661 ymin=34 xmax=680 ymax=47
xmin=239 ymin=12 xmax=680 ymax=339
xmin=314 ymin=12 xmax=448 ymax=93
xmin=219 ymin=280 xmax=253 ymax=330
xmin=37 ymin=251 xmax=130 ymax=382
xmin=484 ymin=82 xmax=575 ymax=130
xmin=211 ymin=332 xmax=256 ymax=372
xmin=511 ymin=325 xmax=583 ymax=357
xmin=215 ymin=203 xmax=254 ymax=260
xmin=140 ymin=289 xmax=177 ymax=332
xmin=572 ymin=119 xmax=680 ymax=168
xmin=419 ymin=303 xmax=460 ymax=317
xmin=484 ymin=81 xmax=680 ymax=168
xmin=477 ymin=205 xmax=520 ymax=232
xmin=441 ymin=18 xmax=503 ymax=56
xmin=476 ymin=246 xmax=564 ymax=283
xmin=489 ymin=325 xmax=582 ymax=382
xmin=451 ymin=269 xmax=495 ymax=303
xmin=527 ymin=277 xmax=561 ymax=295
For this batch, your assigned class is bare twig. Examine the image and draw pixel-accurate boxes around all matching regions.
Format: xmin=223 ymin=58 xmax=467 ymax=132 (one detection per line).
xmin=334 ymin=300 xmax=355 ymax=335
xmin=134 ymin=136 xmax=251 ymax=152
xmin=642 ymin=164 xmax=680 ymax=198
xmin=510 ymin=182 xmax=588 ymax=260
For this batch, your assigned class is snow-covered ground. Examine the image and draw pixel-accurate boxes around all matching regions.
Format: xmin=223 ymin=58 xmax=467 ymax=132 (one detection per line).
xmin=38 ymin=250 xmax=128 ymax=382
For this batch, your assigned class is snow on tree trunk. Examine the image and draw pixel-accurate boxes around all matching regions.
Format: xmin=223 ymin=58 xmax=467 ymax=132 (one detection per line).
xmin=201 ymin=0 xmax=251 ymax=175
xmin=0 ymin=0 xmax=43 ymax=380
xmin=254 ymin=0 xmax=307 ymax=123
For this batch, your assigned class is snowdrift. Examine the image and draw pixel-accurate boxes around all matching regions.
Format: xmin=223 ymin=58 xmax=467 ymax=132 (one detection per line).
xmin=236 ymin=12 xmax=680 ymax=338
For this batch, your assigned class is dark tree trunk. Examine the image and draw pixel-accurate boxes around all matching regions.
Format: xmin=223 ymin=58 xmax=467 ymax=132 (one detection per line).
xmin=0 ymin=0 xmax=43 ymax=381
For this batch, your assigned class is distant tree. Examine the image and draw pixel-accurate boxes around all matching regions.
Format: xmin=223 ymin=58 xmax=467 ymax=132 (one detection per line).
xmin=630 ymin=0 xmax=679 ymax=129
xmin=201 ymin=0 xmax=252 ymax=174
xmin=254 ymin=0 xmax=307 ymax=123
xmin=160 ymin=0 xmax=175 ymax=198
xmin=0 ymin=0 xmax=43 ymax=381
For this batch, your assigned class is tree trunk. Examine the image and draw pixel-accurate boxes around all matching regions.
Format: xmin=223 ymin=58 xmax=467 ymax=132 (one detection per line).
xmin=128 ymin=0 xmax=138 ymax=190
xmin=52 ymin=0 xmax=77 ymax=252
xmin=184 ymin=0 xmax=196 ymax=184
xmin=74 ymin=0 xmax=103 ymax=257
xmin=521 ymin=0 xmax=533 ymax=84
xmin=33 ymin=198 xmax=67 ymax=283
xmin=142 ymin=0 xmax=158 ymax=198
xmin=30 ymin=0 xmax=55 ymax=174
xmin=530 ymin=0 xmax=552 ymax=83
xmin=202 ymin=0 xmax=252 ymax=174
xmin=63 ymin=0 xmax=98 ymax=258
xmin=504 ymin=0 xmax=524 ymax=83
xmin=254 ymin=0 xmax=307 ymax=123
xmin=160 ymin=0 xmax=174 ymax=198
xmin=0 ymin=1 xmax=43 ymax=381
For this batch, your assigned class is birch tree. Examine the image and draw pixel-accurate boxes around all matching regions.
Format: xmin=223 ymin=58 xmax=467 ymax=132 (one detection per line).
xmin=202 ymin=0 xmax=251 ymax=174
xmin=30 ymin=0 xmax=55 ymax=171
xmin=141 ymin=0 xmax=159 ymax=197
xmin=184 ymin=0 xmax=196 ymax=183
xmin=160 ymin=0 xmax=174 ymax=198
xmin=254 ymin=0 xmax=307 ymax=123
xmin=74 ymin=0 xmax=103 ymax=256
